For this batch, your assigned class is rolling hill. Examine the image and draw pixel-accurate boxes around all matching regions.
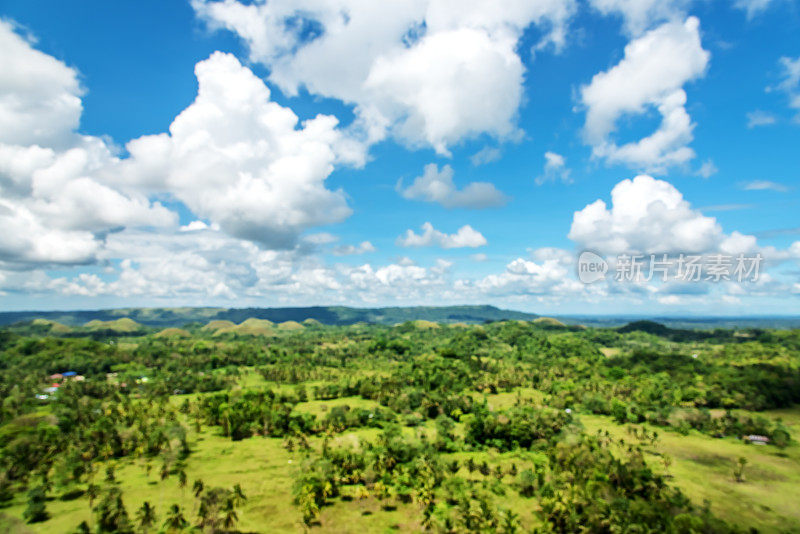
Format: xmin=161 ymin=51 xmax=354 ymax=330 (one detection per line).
xmin=0 ymin=305 xmax=538 ymax=328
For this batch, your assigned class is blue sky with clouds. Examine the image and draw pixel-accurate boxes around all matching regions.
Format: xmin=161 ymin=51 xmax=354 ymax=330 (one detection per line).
xmin=0 ymin=0 xmax=798 ymax=314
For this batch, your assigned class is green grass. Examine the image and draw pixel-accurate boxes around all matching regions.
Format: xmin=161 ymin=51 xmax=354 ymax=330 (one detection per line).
xmin=579 ymin=409 xmax=800 ymax=532
xmin=482 ymin=388 xmax=800 ymax=532
xmin=438 ymin=448 xmax=548 ymax=530
xmin=1 ymin=416 xmax=422 ymax=533
xmin=2 ymin=385 xmax=436 ymax=534
xmin=479 ymin=388 xmax=546 ymax=410
xmin=233 ymin=368 xmax=272 ymax=390
xmin=2 ymin=428 xmax=293 ymax=532
xmin=5 ymin=389 xmax=800 ymax=533
xmin=294 ymin=396 xmax=381 ymax=417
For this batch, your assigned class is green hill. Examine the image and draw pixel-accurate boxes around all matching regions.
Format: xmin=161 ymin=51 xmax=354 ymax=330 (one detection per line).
xmin=277 ymin=320 xmax=304 ymax=331
xmin=0 ymin=305 xmax=538 ymax=328
xmin=6 ymin=307 xmax=800 ymax=331
xmin=85 ymin=318 xmax=144 ymax=333
xmin=407 ymin=319 xmax=440 ymax=330
xmin=154 ymin=327 xmax=191 ymax=338
xmin=616 ymin=320 xmax=718 ymax=342
xmin=213 ymin=318 xmax=275 ymax=337
xmin=533 ymin=317 xmax=566 ymax=327
xmin=201 ymin=320 xmax=237 ymax=332
xmin=31 ymin=318 xmax=73 ymax=334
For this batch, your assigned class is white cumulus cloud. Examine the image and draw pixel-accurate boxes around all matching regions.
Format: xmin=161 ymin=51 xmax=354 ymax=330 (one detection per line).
xmin=567 ymin=174 xmax=800 ymax=269
xmin=192 ymin=0 xmax=577 ymax=154
xmin=589 ymin=0 xmax=690 ymax=36
xmin=0 ymin=22 xmax=176 ymax=267
xmin=398 ymin=163 xmax=508 ymax=209
xmin=121 ymin=52 xmax=365 ymax=249
xmin=0 ymin=22 xmax=376 ymax=268
xmin=475 ymin=255 xmax=583 ymax=297
xmin=0 ymin=20 xmax=83 ymax=148
xmin=568 ymin=174 xmax=724 ymax=255
xmin=397 ymin=222 xmax=487 ymax=248
xmin=580 ymin=17 xmax=709 ymax=172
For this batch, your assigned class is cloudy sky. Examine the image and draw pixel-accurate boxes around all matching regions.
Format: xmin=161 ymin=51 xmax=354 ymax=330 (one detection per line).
xmin=0 ymin=0 xmax=799 ymax=315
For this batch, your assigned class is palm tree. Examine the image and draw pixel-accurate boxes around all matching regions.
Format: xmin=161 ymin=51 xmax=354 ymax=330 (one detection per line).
xmin=662 ymin=454 xmax=672 ymax=476
xmin=163 ymin=504 xmax=187 ymax=532
xmin=86 ymin=483 xmax=100 ymax=509
xmin=39 ymin=474 xmax=53 ymax=495
xmin=222 ymin=496 xmax=239 ymax=530
xmin=196 ymin=500 xmax=211 ymax=530
xmin=177 ymin=469 xmax=187 ymax=493
xmin=136 ymin=501 xmax=157 ymax=533
xmin=231 ymin=483 xmax=247 ymax=507
xmin=192 ymin=479 xmax=204 ymax=498
xmin=500 ymin=509 xmax=520 ymax=534
xmin=298 ymin=486 xmax=319 ymax=526
xmin=84 ymin=460 xmax=96 ymax=480
xmin=160 ymin=462 xmax=170 ymax=482
xmin=417 ymin=484 xmax=435 ymax=530
xmin=734 ymin=456 xmax=748 ymax=482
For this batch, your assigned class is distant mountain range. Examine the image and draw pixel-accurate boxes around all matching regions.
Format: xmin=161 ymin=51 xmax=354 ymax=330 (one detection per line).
xmin=1 ymin=306 xmax=798 ymax=330
xmin=561 ymin=315 xmax=800 ymax=330
xmin=0 ymin=305 xmax=539 ymax=328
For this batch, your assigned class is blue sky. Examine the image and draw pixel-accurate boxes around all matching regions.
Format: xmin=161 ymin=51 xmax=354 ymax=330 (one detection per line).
xmin=0 ymin=0 xmax=798 ymax=314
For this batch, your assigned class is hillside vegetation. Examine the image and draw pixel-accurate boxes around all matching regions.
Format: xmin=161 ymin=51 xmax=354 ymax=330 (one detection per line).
xmin=0 ymin=305 xmax=538 ymax=328
xmin=0 ymin=320 xmax=798 ymax=532
xmin=84 ymin=318 xmax=143 ymax=333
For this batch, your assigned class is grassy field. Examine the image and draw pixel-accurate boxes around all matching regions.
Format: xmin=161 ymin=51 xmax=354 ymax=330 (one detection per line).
xmin=471 ymin=389 xmax=800 ymax=533
xmin=2 ymin=387 xmax=799 ymax=533
xmin=0 ymin=410 xmax=418 ymax=533
xmin=579 ymin=410 xmax=800 ymax=532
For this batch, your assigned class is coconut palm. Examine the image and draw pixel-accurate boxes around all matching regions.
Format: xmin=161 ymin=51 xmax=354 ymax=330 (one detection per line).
xmin=192 ymin=478 xmax=204 ymax=498
xmin=734 ymin=456 xmax=748 ymax=482
xmin=160 ymin=461 xmax=170 ymax=481
xmin=222 ymin=496 xmax=239 ymax=530
xmin=231 ymin=483 xmax=247 ymax=506
xmin=86 ymin=483 xmax=100 ymax=509
xmin=162 ymin=504 xmax=187 ymax=532
xmin=136 ymin=501 xmax=156 ymax=533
